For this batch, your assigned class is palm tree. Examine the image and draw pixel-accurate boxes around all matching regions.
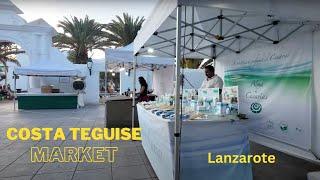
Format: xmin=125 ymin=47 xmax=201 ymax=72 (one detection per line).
xmin=104 ymin=13 xmax=145 ymax=47
xmin=53 ymin=15 xmax=109 ymax=64
xmin=0 ymin=42 xmax=24 ymax=85
xmin=182 ymin=58 xmax=203 ymax=69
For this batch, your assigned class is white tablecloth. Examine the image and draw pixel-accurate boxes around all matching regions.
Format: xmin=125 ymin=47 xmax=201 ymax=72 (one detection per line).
xmin=137 ymin=104 xmax=253 ymax=180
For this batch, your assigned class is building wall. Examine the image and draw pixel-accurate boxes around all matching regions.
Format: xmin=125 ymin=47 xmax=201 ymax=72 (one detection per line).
xmin=74 ymin=64 xmax=99 ymax=105
xmin=5 ymin=54 xmax=29 ymax=90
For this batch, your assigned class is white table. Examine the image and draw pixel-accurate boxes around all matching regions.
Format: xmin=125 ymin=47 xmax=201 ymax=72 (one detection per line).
xmin=137 ymin=104 xmax=252 ymax=180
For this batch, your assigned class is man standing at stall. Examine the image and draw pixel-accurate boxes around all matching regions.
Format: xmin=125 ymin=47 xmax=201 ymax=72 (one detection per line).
xmin=201 ymin=65 xmax=224 ymax=99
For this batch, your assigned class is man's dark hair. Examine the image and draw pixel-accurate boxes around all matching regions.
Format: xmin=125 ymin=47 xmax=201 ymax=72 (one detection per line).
xmin=205 ymin=65 xmax=215 ymax=72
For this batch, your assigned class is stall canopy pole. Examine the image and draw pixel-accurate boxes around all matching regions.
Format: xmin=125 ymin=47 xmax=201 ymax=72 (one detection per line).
xmin=174 ymin=5 xmax=182 ymax=180
xmin=13 ymin=74 xmax=16 ymax=111
xmin=104 ymin=56 xmax=108 ymax=128
xmin=132 ymin=55 xmax=138 ymax=130
xmin=105 ymin=56 xmax=108 ymax=98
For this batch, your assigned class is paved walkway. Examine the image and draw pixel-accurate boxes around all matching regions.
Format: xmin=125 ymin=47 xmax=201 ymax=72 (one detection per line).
xmin=0 ymin=101 xmax=319 ymax=180
xmin=0 ymin=102 xmax=158 ymax=180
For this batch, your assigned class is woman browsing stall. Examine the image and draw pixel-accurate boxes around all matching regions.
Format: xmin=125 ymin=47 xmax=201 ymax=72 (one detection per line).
xmin=138 ymin=76 xmax=149 ymax=102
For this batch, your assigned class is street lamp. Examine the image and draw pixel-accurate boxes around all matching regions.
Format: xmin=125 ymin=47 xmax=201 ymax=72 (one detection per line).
xmin=87 ymin=58 xmax=93 ymax=76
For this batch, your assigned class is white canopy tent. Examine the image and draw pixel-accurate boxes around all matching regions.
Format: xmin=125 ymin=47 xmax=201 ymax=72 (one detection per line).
xmin=105 ymin=43 xmax=175 ymax=95
xmin=105 ymin=43 xmax=175 ymax=131
xmin=14 ymin=64 xmax=83 ymax=77
xmin=133 ymin=1 xmax=320 ymax=179
xmin=106 ymin=43 xmax=174 ymax=67
xmin=134 ymin=0 xmax=320 ymax=57
xmin=13 ymin=58 xmax=84 ymax=110
xmin=14 ymin=47 xmax=85 ymax=77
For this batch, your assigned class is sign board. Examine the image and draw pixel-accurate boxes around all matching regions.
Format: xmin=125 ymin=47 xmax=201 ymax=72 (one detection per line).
xmin=221 ymin=33 xmax=312 ymax=150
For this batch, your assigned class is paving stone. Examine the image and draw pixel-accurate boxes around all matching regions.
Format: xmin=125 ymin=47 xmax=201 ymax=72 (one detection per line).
xmin=111 ymin=140 xmax=140 ymax=148
xmin=73 ymin=169 xmax=112 ymax=180
xmin=146 ymin=165 xmax=157 ymax=178
xmin=112 ymin=154 xmax=145 ymax=168
xmin=37 ymin=162 xmax=77 ymax=174
xmin=86 ymin=140 xmax=111 ymax=146
xmin=32 ymin=172 xmax=73 ymax=180
xmin=115 ymin=146 xmax=140 ymax=157
xmin=0 ymin=163 xmax=43 ymax=178
xmin=37 ymin=140 xmax=64 ymax=147
xmin=112 ymin=165 xmax=150 ymax=180
xmin=0 ymin=175 xmax=32 ymax=180
xmin=137 ymin=145 xmax=145 ymax=155
xmin=61 ymin=140 xmax=87 ymax=147
xmin=76 ymin=162 xmax=111 ymax=171
xmin=0 ymin=103 xmax=159 ymax=179
xmin=0 ymin=166 xmax=6 ymax=173
xmin=0 ymin=154 xmax=21 ymax=166
xmin=14 ymin=152 xmax=32 ymax=164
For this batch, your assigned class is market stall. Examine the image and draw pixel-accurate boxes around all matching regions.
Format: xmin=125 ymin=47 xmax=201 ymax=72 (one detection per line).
xmin=105 ymin=43 xmax=174 ymax=128
xmin=136 ymin=85 xmax=249 ymax=180
xmin=132 ymin=0 xmax=320 ymax=179
xmin=105 ymin=43 xmax=175 ymax=96
xmin=137 ymin=103 xmax=251 ymax=180
xmin=14 ymin=63 xmax=83 ymax=110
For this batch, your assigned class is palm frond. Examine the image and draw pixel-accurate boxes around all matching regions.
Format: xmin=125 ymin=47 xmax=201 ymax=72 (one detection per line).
xmin=1 ymin=57 xmax=21 ymax=66
xmin=2 ymin=50 xmax=25 ymax=57
xmin=104 ymin=13 xmax=145 ymax=47
xmin=0 ymin=42 xmax=23 ymax=68
xmin=53 ymin=15 xmax=108 ymax=64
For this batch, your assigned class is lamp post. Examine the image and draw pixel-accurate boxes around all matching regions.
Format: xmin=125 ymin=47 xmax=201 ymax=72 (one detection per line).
xmin=87 ymin=58 xmax=93 ymax=76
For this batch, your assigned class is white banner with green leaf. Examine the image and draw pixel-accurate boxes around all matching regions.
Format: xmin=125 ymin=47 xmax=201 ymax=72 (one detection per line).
xmin=220 ymin=33 xmax=312 ymax=150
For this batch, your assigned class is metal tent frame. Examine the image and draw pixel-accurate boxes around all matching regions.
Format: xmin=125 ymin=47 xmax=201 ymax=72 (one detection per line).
xmin=132 ymin=2 xmax=319 ymax=180
xmin=139 ymin=8 xmax=306 ymax=59
xmin=105 ymin=45 xmax=174 ymax=132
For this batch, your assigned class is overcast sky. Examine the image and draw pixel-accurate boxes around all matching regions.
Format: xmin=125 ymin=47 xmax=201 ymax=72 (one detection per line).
xmin=11 ymin=0 xmax=158 ymax=58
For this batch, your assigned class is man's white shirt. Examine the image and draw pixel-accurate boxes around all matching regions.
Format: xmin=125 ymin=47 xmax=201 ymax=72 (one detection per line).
xmin=200 ymin=75 xmax=223 ymax=89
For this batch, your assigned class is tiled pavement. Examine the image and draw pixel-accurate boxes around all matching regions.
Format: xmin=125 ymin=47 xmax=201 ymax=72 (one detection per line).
xmin=1 ymin=101 xmax=320 ymax=180
xmin=0 ymin=101 xmax=158 ymax=180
